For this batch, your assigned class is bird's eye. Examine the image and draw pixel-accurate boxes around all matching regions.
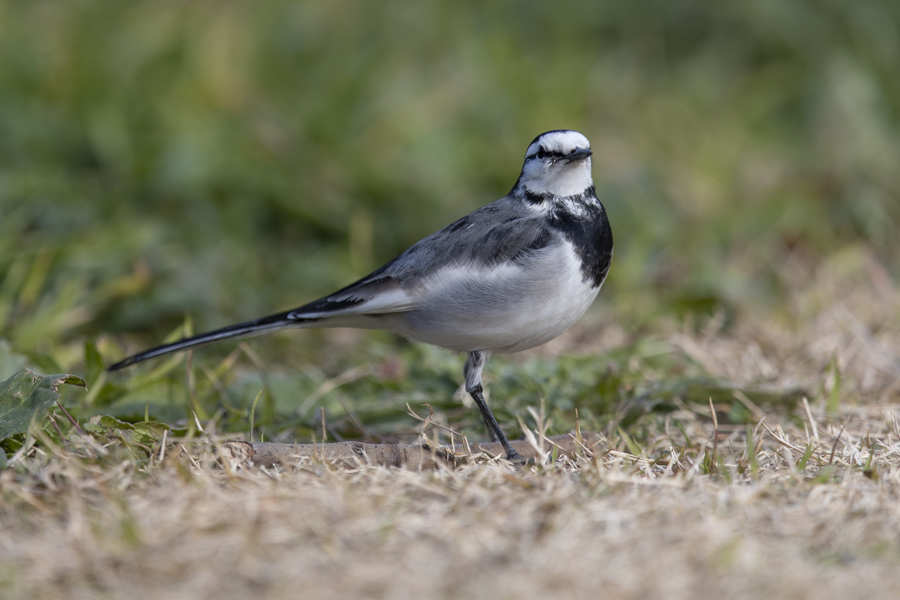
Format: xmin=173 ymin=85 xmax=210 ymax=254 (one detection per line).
xmin=535 ymin=149 xmax=548 ymax=159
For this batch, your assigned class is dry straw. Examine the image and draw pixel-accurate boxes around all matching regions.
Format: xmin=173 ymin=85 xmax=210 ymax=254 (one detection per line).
xmin=2 ymin=251 xmax=900 ymax=600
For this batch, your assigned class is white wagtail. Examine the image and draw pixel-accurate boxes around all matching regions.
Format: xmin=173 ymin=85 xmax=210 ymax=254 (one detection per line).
xmin=109 ymin=130 xmax=614 ymax=460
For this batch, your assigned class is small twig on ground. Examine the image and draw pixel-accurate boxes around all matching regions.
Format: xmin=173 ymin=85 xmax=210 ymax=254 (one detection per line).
xmin=219 ymin=432 xmax=602 ymax=470
xmin=406 ymin=403 xmax=464 ymax=437
xmin=159 ymin=428 xmax=168 ymax=462
xmin=54 ymin=401 xmax=87 ymax=436
xmin=828 ymin=408 xmax=856 ymax=465
xmin=709 ymin=397 xmax=719 ymax=471
xmin=47 ymin=413 xmax=66 ymax=443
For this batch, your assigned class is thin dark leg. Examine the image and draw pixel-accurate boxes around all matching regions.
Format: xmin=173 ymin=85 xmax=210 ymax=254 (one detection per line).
xmin=468 ymin=384 xmax=523 ymax=461
xmin=464 ymin=350 xmax=522 ymax=461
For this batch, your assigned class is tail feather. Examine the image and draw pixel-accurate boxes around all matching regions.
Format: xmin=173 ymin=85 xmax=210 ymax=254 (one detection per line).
xmin=107 ymin=310 xmax=309 ymax=371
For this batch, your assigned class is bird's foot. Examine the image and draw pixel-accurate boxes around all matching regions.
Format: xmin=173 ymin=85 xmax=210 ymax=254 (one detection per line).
xmin=502 ymin=447 xmax=535 ymax=466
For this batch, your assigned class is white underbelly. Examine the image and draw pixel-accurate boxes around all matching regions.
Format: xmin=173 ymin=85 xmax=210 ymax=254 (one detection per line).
xmin=387 ymin=242 xmax=602 ymax=354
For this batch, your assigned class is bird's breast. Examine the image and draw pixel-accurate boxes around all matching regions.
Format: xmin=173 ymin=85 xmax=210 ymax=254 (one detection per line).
xmin=387 ymin=240 xmax=602 ymax=354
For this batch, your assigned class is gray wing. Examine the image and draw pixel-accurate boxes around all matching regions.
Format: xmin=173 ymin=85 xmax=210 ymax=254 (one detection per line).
xmin=381 ymin=197 xmax=554 ymax=282
xmin=288 ymin=196 xmax=554 ymax=319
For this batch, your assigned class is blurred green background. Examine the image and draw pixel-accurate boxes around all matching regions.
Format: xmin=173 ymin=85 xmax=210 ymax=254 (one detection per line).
xmin=1 ymin=1 xmax=898 ymax=440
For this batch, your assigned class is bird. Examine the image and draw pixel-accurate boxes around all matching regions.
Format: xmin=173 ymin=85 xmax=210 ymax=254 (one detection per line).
xmin=108 ymin=130 xmax=614 ymax=460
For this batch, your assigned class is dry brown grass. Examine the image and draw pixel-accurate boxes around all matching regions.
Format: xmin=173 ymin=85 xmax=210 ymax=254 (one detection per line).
xmin=2 ymin=427 xmax=900 ymax=600
xmin=2 ymin=250 xmax=900 ymax=600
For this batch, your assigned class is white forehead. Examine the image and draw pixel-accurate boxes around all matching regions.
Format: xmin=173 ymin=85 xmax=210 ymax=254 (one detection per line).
xmin=525 ymin=130 xmax=591 ymax=158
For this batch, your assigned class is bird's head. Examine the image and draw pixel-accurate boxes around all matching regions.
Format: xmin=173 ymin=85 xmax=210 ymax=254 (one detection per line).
xmin=517 ymin=130 xmax=593 ymax=198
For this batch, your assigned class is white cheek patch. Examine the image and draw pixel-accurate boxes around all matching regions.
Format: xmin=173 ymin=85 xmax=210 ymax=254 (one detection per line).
xmin=523 ymin=159 xmax=593 ymax=197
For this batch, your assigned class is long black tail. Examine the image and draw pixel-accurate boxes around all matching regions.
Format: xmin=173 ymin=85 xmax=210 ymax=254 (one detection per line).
xmin=107 ymin=309 xmax=305 ymax=371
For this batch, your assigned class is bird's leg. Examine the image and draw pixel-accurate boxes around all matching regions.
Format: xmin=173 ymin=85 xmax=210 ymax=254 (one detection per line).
xmin=464 ymin=351 xmax=523 ymax=461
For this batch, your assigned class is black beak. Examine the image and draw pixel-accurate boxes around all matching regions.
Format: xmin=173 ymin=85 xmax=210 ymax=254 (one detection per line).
xmin=564 ymin=147 xmax=592 ymax=163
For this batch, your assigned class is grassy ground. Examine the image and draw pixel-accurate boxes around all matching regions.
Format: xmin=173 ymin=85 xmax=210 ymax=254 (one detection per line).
xmin=2 ymin=2 xmax=900 ymax=598
xmin=3 ymin=251 xmax=899 ymax=599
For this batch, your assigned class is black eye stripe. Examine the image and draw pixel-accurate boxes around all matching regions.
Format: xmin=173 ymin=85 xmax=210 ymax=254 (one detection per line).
xmin=530 ymin=148 xmax=572 ymax=160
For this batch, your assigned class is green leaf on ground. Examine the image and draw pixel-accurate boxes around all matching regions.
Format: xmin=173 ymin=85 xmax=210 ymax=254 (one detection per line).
xmin=0 ymin=369 xmax=87 ymax=440
xmin=84 ymin=415 xmax=188 ymax=445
